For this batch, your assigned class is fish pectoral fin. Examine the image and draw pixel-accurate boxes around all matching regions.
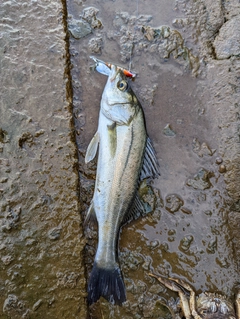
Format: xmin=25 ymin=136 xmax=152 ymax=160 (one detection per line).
xmin=85 ymin=132 xmax=100 ymax=163
xmin=122 ymin=194 xmax=147 ymax=225
xmin=140 ymin=136 xmax=160 ymax=181
xmin=84 ymin=202 xmax=97 ymax=226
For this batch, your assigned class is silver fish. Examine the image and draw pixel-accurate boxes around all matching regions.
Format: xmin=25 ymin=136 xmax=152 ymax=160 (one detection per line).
xmin=85 ymin=65 xmax=159 ymax=305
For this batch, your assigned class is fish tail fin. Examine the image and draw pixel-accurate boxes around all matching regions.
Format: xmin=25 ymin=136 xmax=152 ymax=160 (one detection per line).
xmin=87 ymin=262 xmax=126 ymax=305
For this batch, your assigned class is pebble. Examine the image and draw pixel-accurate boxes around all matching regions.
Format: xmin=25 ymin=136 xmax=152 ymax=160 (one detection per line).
xmin=219 ymin=164 xmax=226 ymax=173
xmin=215 ymin=157 xmax=223 ymax=164
xmin=163 ymin=124 xmax=176 ymax=137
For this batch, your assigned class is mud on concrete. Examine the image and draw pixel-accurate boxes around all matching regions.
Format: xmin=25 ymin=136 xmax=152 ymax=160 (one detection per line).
xmin=0 ymin=0 xmax=87 ymax=318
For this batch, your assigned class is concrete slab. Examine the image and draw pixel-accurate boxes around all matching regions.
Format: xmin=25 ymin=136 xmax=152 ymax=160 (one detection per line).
xmin=0 ymin=1 xmax=86 ymax=318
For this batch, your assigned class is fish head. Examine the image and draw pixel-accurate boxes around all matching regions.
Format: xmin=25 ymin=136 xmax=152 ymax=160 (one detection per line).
xmin=101 ymin=65 xmax=140 ymax=125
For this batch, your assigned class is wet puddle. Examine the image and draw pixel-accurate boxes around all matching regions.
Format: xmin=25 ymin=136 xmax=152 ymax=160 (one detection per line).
xmin=66 ymin=0 xmax=239 ymax=317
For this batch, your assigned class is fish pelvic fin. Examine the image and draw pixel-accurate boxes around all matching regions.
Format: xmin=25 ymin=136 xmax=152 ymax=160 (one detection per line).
xmin=84 ymin=202 xmax=97 ymax=226
xmin=87 ymin=262 xmax=126 ymax=306
xmin=85 ymin=132 xmax=99 ymax=163
xmin=140 ymin=136 xmax=160 ymax=181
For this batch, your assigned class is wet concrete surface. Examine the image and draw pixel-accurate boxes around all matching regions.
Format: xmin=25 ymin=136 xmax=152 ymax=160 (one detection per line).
xmin=0 ymin=1 xmax=87 ymax=318
xmin=67 ymin=0 xmax=240 ymax=318
xmin=1 ymin=0 xmax=240 ymax=318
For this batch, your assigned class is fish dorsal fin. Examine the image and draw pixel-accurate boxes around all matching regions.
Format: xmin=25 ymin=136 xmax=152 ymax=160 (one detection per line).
xmin=140 ymin=136 xmax=160 ymax=181
xmin=85 ymin=132 xmax=100 ymax=163
xmin=84 ymin=202 xmax=97 ymax=226
xmin=122 ymin=194 xmax=147 ymax=225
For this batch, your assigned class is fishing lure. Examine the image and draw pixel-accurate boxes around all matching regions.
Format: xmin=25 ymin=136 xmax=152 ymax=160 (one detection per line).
xmin=90 ymin=56 xmax=136 ymax=79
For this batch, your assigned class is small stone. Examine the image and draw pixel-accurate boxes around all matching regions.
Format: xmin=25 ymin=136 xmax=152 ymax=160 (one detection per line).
xmin=215 ymin=157 xmax=223 ymax=165
xmin=218 ymin=164 xmax=226 ymax=173
xmin=165 ymin=194 xmax=183 ymax=213
xmin=142 ymin=25 xmax=155 ymax=41
xmin=150 ymin=240 xmax=160 ymax=249
xmin=32 ymin=299 xmax=43 ymax=311
xmin=192 ymin=138 xmax=213 ymax=157
xmin=82 ymin=7 xmax=102 ymax=29
xmin=88 ymin=37 xmax=103 ymax=54
xmin=168 ymin=229 xmax=176 ymax=236
xmin=198 ymin=142 xmax=213 ymax=157
xmin=163 ymin=124 xmax=176 ymax=137
xmin=186 ymin=168 xmax=212 ymax=190
xmin=35 ymin=129 xmax=45 ymax=137
xmin=68 ymin=18 xmax=92 ymax=39
xmin=168 ymin=236 xmax=175 ymax=242
xmin=214 ymin=16 xmax=240 ymax=59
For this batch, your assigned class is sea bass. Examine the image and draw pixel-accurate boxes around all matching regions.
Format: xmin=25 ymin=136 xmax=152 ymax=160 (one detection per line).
xmin=85 ymin=64 xmax=159 ymax=305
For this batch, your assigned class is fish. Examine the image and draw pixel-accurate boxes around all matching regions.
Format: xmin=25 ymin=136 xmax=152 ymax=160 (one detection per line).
xmin=85 ymin=63 xmax=160 ymax=305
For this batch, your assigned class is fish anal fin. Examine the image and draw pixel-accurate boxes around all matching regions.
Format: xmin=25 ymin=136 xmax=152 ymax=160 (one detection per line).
xmin=85 ymin=132 xmax=99 ymax=164
xmin=140 ymin=136 xmax=160 ymax=181
xmin=84 ymin=202 xmax=97 ymax=226
xmin=122 ymin=194 xmax=149 ymax=225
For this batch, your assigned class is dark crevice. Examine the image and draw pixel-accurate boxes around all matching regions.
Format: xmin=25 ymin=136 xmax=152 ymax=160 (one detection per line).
xmin=61 ymin=0 xmax=88 ymax=316
xmin=206 ymin=40 xmax=217 ymax=60
xmin=205 ymin=0 xmax=228 ymax=60
xmin=220 ymin=0 xmax=228 ymax=21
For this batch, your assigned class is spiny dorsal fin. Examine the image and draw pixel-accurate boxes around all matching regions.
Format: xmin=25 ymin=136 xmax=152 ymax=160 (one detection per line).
xmin=85 ymin=132 xmax=99 ymax=163
xmin=140 ymin=136 xmax=160 ymax=181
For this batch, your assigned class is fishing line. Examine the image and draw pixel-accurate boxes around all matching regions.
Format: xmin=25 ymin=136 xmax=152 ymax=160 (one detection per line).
xmin=128 ymin=0 xmax=139 ymax=72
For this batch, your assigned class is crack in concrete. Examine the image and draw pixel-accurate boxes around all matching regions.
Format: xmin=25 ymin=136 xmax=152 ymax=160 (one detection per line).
xmin=60 ymin=0 xmax=88 ymax=316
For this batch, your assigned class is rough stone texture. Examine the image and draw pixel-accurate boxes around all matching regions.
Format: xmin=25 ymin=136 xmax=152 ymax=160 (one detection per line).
xmin=0 ymin=1 xmax=87 ymax=318
xmin=205 ymin=0 xmax=224 ymax=35
xmin=178 ymin=0 xmax=240 ymax=269
xmin=206 ymin=60 xmax=240 ymax=201
xmin=223 ymin=0 xmax=240 ymax=19
xmin=206 ymin=58 xmax=240 ymax=267
xmin=214 ymin=16 xmax=240 ymax=59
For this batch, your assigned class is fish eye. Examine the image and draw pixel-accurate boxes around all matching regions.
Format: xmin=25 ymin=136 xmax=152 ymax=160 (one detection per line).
xmin=117 ymin=80 xmax=128 ymax=91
